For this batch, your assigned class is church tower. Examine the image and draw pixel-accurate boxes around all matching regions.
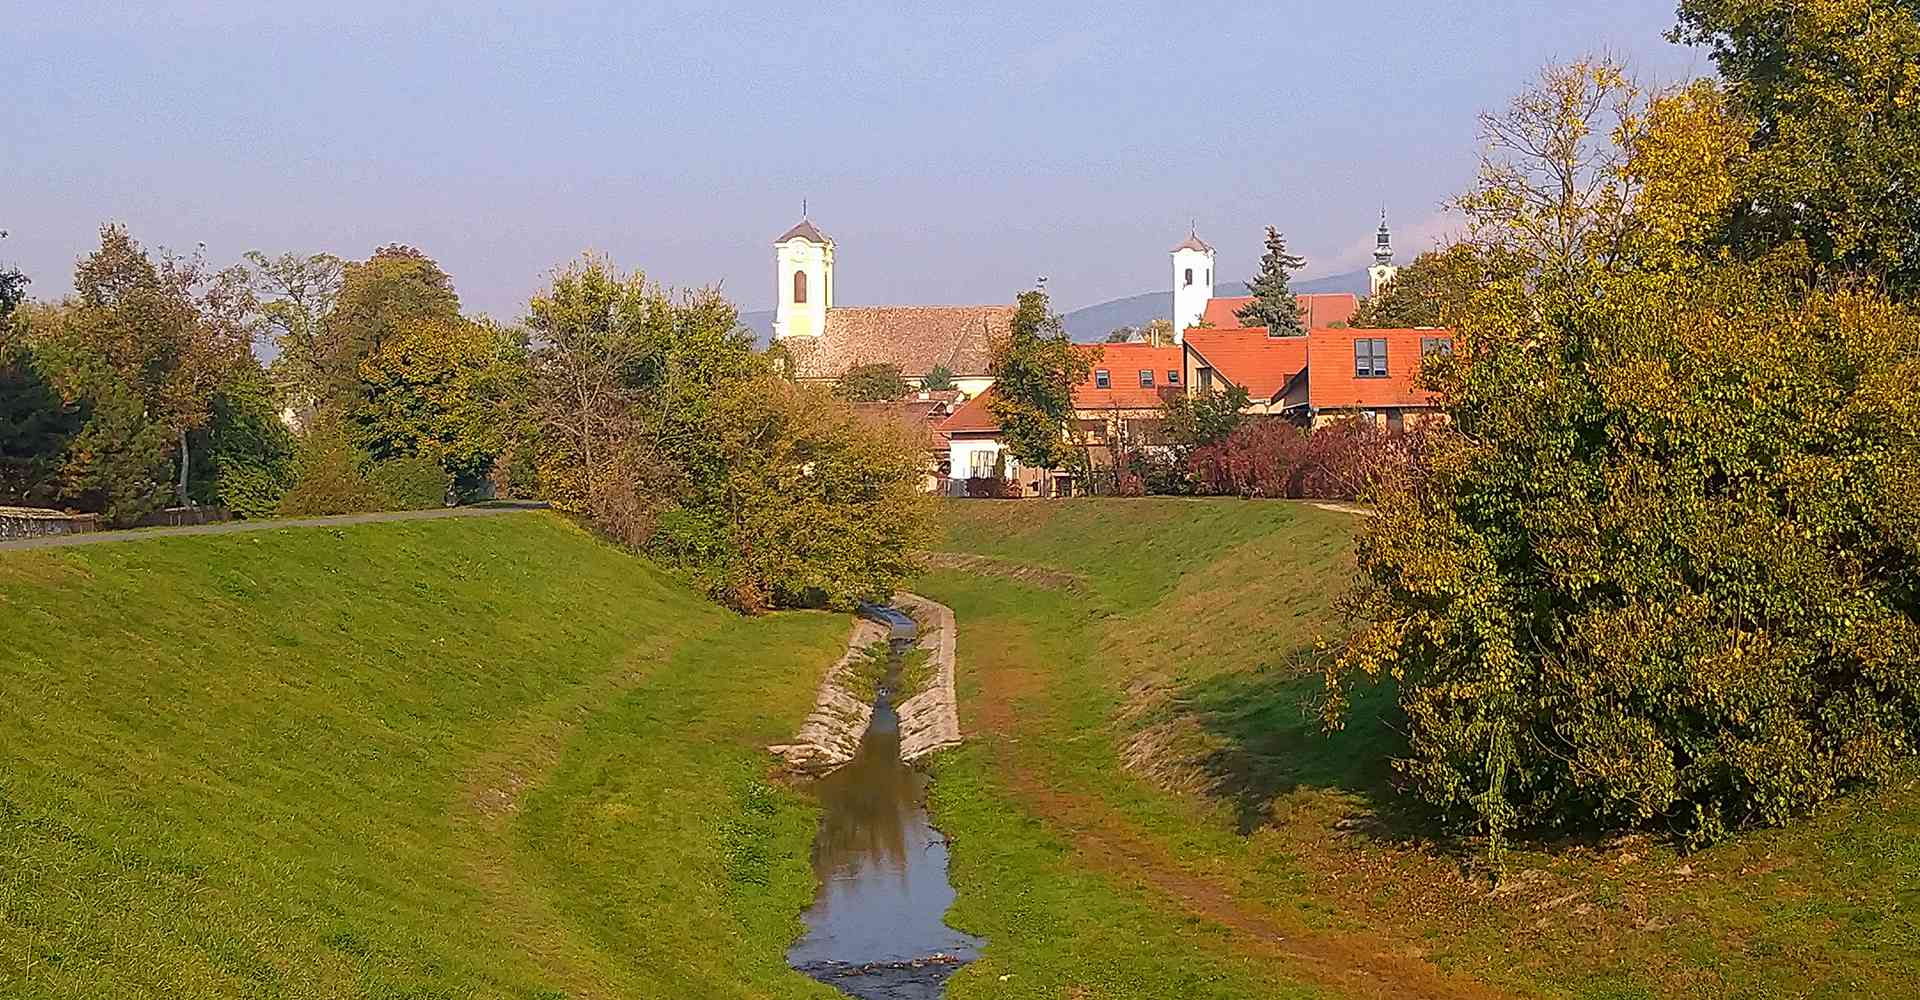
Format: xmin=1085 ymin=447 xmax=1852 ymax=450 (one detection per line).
xmin=1171 ymin=230 xmax=1215 ymax=344
xmin=1368 ymin=211 xmax=1398 ymax=298
xmin=774 ymin=217 xmax=834 ymax=340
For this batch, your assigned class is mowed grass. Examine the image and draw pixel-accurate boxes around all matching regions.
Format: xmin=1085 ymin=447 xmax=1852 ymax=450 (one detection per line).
xmin=0 ymin=513 xmax=850 ymax=999
xmin=923 ymin=498 xmax=1920 ymax=1000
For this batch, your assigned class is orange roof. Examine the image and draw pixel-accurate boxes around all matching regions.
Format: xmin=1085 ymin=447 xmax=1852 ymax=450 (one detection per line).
xmin=1182 ymin=328 xmax=1310 ymax=400
xmin=1200 ymin=293 xmax=1358 ymax=331
xmin=1306 ymin=328 xmax=1450 ymax=410
xmin=938 ymin=389 xmax=1001 ymax=435
xmin=1076 ymin=343 xmax=1184 ymax=409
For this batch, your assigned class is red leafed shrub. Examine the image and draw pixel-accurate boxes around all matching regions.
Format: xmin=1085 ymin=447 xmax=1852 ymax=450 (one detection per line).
xmin=1188 ymin=417 xmax=1429 ymax=501
xmin=963 ymin=476 xmax=1020 ymax=499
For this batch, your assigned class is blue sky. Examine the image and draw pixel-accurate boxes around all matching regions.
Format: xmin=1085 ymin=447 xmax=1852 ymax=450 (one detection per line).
xmin=3 ymin=1 xmax=1709 ymax=319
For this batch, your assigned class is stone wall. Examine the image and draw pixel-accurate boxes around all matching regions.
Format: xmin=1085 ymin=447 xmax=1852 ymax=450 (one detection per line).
xmin=0 ymin=507 xmax=102 ymax=542
xmin=891 ymin=592 xmax=963 ymax=763
xmin=769 ymin=617 xmax=890 ymax=774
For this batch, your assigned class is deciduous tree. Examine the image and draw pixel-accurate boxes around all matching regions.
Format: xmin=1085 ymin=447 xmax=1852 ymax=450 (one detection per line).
xmin=834 ymin=362 xmax=911 ymax=402
xmin=988 ymin=290 xmax=1095 ymax=471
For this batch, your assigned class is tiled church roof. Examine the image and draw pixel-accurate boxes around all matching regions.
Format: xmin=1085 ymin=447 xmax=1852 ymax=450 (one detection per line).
xmin=786 ymin=305 xmax=1013 ymax=380
xmin=1201 ymin=293 xmax=1358 ymax=330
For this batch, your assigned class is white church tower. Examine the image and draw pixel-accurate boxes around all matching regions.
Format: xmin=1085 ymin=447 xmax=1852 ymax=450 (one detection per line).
xmin=1368 ymin=211 xmax=1398 ymax=298
xmin=774 ymin=217 xmax=834 ymax=340
xmin=1171 ymin=230 xmax=1215 ymax=343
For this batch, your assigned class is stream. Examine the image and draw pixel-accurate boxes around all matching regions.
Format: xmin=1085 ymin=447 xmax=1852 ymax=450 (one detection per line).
xmin=787 ymin=608 xmax=984 ymax=999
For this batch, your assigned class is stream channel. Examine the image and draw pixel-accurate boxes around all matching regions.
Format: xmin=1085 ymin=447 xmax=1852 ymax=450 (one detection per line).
xmin=787 ymin=605 xmax=984 ymax=999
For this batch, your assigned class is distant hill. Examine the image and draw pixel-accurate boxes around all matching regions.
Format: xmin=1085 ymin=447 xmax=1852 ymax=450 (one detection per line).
xmin=1060 ymin=269 xmax=1371 ymax=342
xmin=741 ymin=309 xmax=775 ymax=348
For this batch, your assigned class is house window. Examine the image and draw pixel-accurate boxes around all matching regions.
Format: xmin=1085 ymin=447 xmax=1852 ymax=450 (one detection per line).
xmin=1095 ymin=369 xmax=1110 ymax=389
xmin=1167 ymin=369 xmax=1181 ymax=385
xmin=968 ymin=449 xmax=996 ymax=479
xmin=1355 ymin=338 xmax=1388 ymax=378
xmin=1422 ymin=336 xmax=1454 ymax=357
xmin=1184 ymin=268 xmax=1194 ymax=287
xmin=1198 ymin=367 xmax=1214 ymax=391
xmin=1138 ymin=370 xmax=1154 ymax=387
xmin=792 ymin=270 xmax=807 ymax=304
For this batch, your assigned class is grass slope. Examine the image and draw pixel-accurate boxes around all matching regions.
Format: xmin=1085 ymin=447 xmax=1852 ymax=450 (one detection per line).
xmin=0 ymin=513 xmax=850 ymax=999
xmin=922 ymin=498 xmax=1920 ymax=1000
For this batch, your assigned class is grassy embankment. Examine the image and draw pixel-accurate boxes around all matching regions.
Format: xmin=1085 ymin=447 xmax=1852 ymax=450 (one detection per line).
xmin=922 ymin=499 xmax=1920 ymax=1000
xmin=0 ymin=513 xmax=856 ymax=999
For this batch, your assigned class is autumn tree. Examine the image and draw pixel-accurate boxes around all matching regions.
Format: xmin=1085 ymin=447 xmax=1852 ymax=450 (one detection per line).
xmin=30 ymin=226 xmax=254 ymax=519
xmin=1674 ymin=0 xmax=1920 ymax=299
xmin=988 ymin=290 xmax=1095 ymax=471
xmin=1329 ymin=56 xmax=1920 ymax=862
xmin=834 ymin=362 xmax=912 ymax=402
xmin=1236 ymin=227 xmax=1307 ymax=334
xmin=353 ymin=316 xmax=529 ymax=495
xmin=0 ymin=262 xmax=83 ymax=506
xmin=246 ymin=250 xmax=344 ymax=412
xmin=1348 ymin=245 xmax=1508 ymax=329
xmin=323 ymin=245 xmax=460 ymax=404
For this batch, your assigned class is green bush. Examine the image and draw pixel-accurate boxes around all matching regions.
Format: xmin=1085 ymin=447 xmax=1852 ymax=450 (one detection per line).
xmin=1330 ymin=272 xmax=1920 ymax=855
xmin=367 ymin=455 xmax=449 ymax=511
xmin=217 ymin=461 xmax=294 ymax=519
xmin=277 ymin=422 xmax=377 ymax=517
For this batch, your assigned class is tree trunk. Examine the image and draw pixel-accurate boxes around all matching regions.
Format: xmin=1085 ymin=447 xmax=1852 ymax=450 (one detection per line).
xmin=177 ymin=427 xmax=191 ymax=508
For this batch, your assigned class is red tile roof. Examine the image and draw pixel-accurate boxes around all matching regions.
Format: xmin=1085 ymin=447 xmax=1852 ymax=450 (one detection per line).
xmin=1200 ymin=293 xmax=1358 ymax=331
xmin=1075 ymin=343 xmax=1184 ymax=409
xmin=786 ymin=305 xmax=1012 ymax=380
xmin=938 ymin=389 xmax=1001 ymax=435
xmin=1306 ymin=328 xmax=1450 ymax=410
xmin=1182 ymin=329 xmax=1310 ymax=401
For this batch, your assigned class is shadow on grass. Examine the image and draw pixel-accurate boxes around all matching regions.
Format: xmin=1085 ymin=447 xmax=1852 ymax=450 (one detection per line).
xmin=1177 ymin=649 xmax=1437 ymax=843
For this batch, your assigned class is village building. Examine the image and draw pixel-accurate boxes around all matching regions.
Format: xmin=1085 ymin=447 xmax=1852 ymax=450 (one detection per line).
xmin=770 ymin=218 xmax=1008 ymax=397
xmin=936 ymin=215 xmax=1451 ymax=491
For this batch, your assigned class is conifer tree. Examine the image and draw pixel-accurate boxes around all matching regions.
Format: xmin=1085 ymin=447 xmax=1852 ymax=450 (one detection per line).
xmin=1236 ymin=227 xmax=1307 ymax=335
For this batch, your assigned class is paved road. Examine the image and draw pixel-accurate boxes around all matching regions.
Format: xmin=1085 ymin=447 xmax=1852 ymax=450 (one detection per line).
xmin=0 ymin=502 xmax=550 ymax=553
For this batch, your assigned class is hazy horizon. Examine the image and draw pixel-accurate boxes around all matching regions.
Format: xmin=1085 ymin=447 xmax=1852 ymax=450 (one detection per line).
xmin=5 ymin=1 xmax=1709 ymax=320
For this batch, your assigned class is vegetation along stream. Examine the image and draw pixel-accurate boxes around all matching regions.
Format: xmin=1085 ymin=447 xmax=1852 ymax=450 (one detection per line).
xmin=787 ymin=606 xmax=983 ymax=999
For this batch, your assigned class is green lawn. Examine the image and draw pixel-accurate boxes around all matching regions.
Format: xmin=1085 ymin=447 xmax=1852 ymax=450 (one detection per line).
xmin=0 ymin=513 xmax=850 ymax=999
xmin=922 ymin=498 xmax=1920 ymax=1000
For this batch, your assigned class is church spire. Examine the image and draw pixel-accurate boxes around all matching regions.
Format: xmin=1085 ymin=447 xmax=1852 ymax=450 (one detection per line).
xmin=1374 ymin=209 xmax=1394 ymax=267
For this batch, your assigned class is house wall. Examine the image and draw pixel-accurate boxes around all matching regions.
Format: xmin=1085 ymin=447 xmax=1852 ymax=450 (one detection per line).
xmin=948 ymin=435 xmax=1014 ymax=480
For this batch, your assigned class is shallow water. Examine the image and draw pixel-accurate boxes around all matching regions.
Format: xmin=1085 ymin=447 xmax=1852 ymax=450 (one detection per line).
xmin=788 ymin=620 xmax=982 ymax=1000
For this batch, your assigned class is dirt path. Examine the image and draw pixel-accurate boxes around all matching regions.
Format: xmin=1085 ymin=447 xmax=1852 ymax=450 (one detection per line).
xmin=959 ymin=618 xmax=1517 ymax=1000
xmin=0 ymin=502 xmax=549 ymax=552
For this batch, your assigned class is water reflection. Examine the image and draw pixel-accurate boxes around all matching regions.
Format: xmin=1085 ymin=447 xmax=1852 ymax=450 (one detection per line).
xmin=788 ymin=639 xmax=982 ymax=997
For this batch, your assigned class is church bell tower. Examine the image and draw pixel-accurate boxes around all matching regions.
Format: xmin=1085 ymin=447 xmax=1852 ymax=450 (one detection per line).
xmin=1171 ymin=230 xmax=1215 ymax=343
xmin=1368 ymin=211 xmax=1398 ymax=298
xmin=774 ymin=216 xmax=834 ymax=340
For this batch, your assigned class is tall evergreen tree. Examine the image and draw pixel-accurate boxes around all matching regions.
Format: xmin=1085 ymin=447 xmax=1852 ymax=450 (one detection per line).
xmin=1236 ymin=227 xmax=1307 ymax=335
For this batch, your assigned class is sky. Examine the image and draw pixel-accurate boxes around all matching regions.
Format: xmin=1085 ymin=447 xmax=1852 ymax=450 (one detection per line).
xmin=2 ymin=1 xmax=1711 ymax=320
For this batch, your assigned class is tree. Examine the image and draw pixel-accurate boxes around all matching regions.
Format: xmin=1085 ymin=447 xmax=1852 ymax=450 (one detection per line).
xmin=523 ymin=255 xmax=934 ymax=611
xmin=246 ymin=251 xmax=344 ymax=412
xmin=353 ymin=316 xmax=529 ymax=496
xmin=921 ymin=364 xmax=956 ymax=391
xmin=1104 ymin=326 xmax=1138 ymax=343
xmin=988 ymin=290 xmax=1095 ymax=471
xmin=834 ymin=362 xmax=912 ymax=402
xmin=1349 ymin=244 xmax=1516 ymax=329
xmin=1236 ymin=227 xmax=1307 ymax=334
xmin=1161 ymin=383 xmax=1250 ymax=449
xmin=1673 ymin=0 xmax=1920 ymax=299
xmin=30 ymin=226 xmax=254 ymax=519
xmin=0 ymin=264 xmax=85 ymax=506
xmin=1452 ymin=57 xmax=1648 ymax=292
xmin=323 ymin=245 xmax=460 ymax=404
xmin=524 ymin=255 xmax=661 ymax=518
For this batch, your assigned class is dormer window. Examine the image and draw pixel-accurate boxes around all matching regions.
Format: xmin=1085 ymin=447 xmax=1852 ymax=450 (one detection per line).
xmin=1095 ymin=369 xmax=1110 ymax=389
xmin=1138 ymin=370 xmax=1154 ymax=388
xmin=1356 ymin=338 xmax=1388 ymax=378
xmin=792 ymin=270 xmax=808 ymax=304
